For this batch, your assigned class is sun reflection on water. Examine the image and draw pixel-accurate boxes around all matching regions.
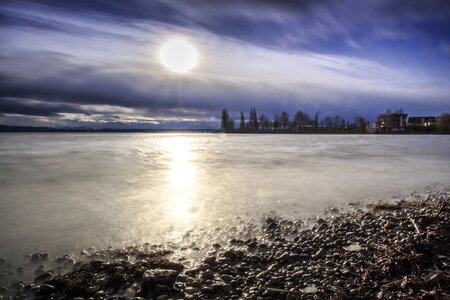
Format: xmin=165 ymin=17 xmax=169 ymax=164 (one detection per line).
xmin=162 ymin=136 xmax=197 ymax=224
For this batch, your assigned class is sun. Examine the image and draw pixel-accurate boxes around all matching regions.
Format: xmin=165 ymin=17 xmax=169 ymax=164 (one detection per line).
xmin=159 ymin=39 xmax=198 ymax=73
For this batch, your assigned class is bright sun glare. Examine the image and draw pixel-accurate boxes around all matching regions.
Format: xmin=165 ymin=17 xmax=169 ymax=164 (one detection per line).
xmin=160 ymin=39 xmax=198 ymax=73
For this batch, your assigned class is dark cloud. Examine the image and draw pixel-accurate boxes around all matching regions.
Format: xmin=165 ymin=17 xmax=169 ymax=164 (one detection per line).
xmin=0 ymin=97 xmax=86 ymax=116
xmin=1 ymin=45 xmax=449 ymax=125
xmin=0 ymin=51 xmax=259 ymax=119
xmin=2 ymin=62 xmax=448 ymax=124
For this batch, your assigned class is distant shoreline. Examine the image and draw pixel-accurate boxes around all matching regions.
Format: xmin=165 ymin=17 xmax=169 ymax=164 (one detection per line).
xmin=224 ymin=130 xmax=449 ymax=135
xmin=1 ymin=125 xmax=449 ymax=134
xmin=0 ymin=125 xmax=221 ymax=133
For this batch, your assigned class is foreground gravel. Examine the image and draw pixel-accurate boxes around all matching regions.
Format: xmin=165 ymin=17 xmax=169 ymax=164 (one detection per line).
xmin=0 ymin=192 xmax=449 ymax=300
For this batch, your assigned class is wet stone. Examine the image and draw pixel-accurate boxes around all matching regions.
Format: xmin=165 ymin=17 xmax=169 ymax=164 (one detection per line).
xmin=154 ymin=284 xmax=171 ymax=294
xmin=203 ymin=256 xmax=216 ymax=265
xmin=184 ymin=287 xmax=198 ymax=294
xmin=176 ymin=274 xmax=189 ymax=282
xmin=1 ymin=193 xmax=449 ymax=300
xmin=223 ymin=250 xmax=238 ymax=260
xmin=188 ymin=280 xmax=201 ymax=289
xmin=201 ymin=270 xmax=214 ymax=280
xmin=34 ymin=271 xmax=53 ymax=284
xmin=222 ymin=283 xmax=232 ymax=293
xmin=31 ymin=253 xmax=49 ymax=264
xmin=201 ymin=286 xmax=214 ymax=294
xmin=38 ymin=284 xmax=56 ymax=295
xmin=141 ymin=269 xmax=178 ymax=292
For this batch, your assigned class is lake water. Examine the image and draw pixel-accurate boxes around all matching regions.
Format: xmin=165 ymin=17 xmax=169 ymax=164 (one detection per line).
xmin=0 ymin=133 xmax=449 ymax=262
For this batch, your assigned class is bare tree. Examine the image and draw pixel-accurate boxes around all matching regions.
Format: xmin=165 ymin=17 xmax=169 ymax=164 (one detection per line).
xmin=314 ymin=111 xmax=320 ymax=129
xmin=293 ymin=111 xmax=310 ymax=130
xmin=332 ymin=115 xmax=345 ymax=130
xmin=322 ymin=116 xmax=333 ymax=129
xmin=273 ymin=114 xmax=280 ymax=131
xmin=280 ymin=111 xmax=289 ymax=129
xmin=437 ymin=113 xmax=450 ymax=133
xmin=263 ymin=118 xmax=271 ymax=130
xmin=355 ymin=116 xmax=366 ymax=132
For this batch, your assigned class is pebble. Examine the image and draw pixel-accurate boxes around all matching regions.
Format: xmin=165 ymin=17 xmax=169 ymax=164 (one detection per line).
xmin=0 ymin=192 xmax=447 ymax=300
xmin=184 ymin=287 xmax=198 ymax=294
xmin=221 ymin=274 xmax=233 ymax=283
xmin=201 ymin=270 xmax=214 ymax=280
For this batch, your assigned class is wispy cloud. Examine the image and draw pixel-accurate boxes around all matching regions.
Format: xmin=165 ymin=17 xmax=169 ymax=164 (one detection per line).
xmin=0 ymin=0 xmax=449 ymax=128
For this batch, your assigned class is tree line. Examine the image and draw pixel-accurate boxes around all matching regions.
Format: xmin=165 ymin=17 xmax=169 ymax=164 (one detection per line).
xmin=221 ymin=108 xmax=368 ymax=133
xmin=221 ymin=108 xmax=450 ymax=133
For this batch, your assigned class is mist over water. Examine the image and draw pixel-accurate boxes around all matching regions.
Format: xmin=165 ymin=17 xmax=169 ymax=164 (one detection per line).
xmin=0 ymin=133 xmax=449 ymax=262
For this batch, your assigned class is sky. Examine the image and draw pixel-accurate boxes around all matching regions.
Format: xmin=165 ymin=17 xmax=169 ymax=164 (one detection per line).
xmin=0 ymin=0 xmax=449 ymax=129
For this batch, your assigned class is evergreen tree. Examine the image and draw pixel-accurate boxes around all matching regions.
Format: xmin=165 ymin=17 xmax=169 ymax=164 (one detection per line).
xmin=314 ymin=112 xmax=319 ymax=129
xmin=259 ymin=113 xmax=270 ymax=130
xmin=221 ymin=109 xmax=229 ymax=130
xmin=239 ymin=111 xmax=245 ymax=129
xmin=249 ymin=107 xmax=258 ymax=130
xmin=228 ymin=119 xmax=234 ymax=130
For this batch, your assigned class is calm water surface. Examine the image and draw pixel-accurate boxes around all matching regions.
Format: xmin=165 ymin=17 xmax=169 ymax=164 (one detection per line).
xmin=0 ymin=133 xmax=449 ymax=261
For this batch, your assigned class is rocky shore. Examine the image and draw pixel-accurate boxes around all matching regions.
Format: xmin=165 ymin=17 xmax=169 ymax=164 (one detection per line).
xmin=0 ymin=192 xmax=449 ymax=300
